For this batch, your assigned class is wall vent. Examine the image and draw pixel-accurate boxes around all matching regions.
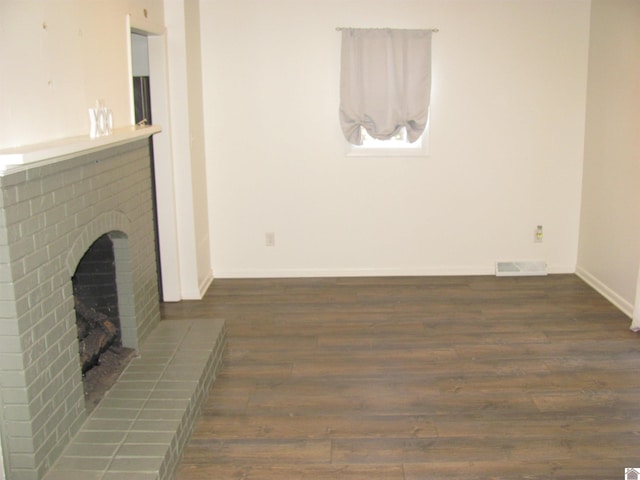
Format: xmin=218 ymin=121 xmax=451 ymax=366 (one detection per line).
xmin=495 ymin=261 xmax=547 ymax=277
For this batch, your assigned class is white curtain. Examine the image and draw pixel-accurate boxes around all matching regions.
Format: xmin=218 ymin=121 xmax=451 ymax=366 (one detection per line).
xmin=631 ymin=264 xmax=640 ymax=332
xmin=339 ymin=28 xmax=433 ymax=145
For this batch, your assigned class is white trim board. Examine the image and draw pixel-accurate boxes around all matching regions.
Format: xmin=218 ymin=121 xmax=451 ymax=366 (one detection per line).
xmin=576 ymin=266 xmax=633 ymax=319
xmin=211 ymin=264 xmax=579 ymax=279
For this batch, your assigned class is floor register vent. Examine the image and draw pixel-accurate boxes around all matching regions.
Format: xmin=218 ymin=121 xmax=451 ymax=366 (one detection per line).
xmin=495 ymin=261 xmax=547 ymax=277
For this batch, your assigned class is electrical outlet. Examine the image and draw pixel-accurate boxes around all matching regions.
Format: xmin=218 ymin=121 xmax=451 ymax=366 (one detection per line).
xmin=534 ymin=225 xmax=543 ymax=243
xmin=265 ymin=232 xmax=275 ymax=247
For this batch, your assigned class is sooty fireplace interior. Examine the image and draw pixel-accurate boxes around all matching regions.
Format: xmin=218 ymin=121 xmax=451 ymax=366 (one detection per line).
xmin=72 ymin=233 xmax=140 ymax=413
xmin=73 ymin=234 xmax=121 ymax=376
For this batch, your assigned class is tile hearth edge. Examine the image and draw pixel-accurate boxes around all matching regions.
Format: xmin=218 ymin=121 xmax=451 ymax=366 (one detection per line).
xmin=43 ymin=318 xmax=226 ymax=480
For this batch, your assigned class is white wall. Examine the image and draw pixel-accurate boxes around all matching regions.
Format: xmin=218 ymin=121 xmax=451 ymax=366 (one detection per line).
xmin=577 ymin=0 xmax=640 ymax=317
xmin=0 ymin=0 xmax=211 ymax=301
xmin=164 ymin=0 xmax=213 ymax=298
xmin=185 ymin=0 xmax=213 ymax=296
xmin=200 ymin=0 xmax=591 ymax=278
xmin=0 ymin=0 xmax=164 ymax=147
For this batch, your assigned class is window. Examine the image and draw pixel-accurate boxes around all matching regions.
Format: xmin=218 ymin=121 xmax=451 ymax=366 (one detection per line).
xmin=339 ymin=28 xmax=434 ymax=156
xmin=346 ymin=124 xmax=430 ymax=157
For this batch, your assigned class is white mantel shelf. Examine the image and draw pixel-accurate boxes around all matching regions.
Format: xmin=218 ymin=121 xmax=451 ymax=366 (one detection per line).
xmin=0 ymin=125 xmax=161 ymax=175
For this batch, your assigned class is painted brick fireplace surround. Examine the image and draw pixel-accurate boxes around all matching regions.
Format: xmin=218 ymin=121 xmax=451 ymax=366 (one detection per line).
xmin=0 ymin=137 xmax=160 ymax=478
xmin=0 ymin=132 xmax=226 ymax=480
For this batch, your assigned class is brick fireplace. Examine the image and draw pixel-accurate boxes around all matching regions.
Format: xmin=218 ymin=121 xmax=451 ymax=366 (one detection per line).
xmin=0 ymin=136 xmax=161 ymax=479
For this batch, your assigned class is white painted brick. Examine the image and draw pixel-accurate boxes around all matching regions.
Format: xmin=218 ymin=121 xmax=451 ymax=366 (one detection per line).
xmin=6 ymin=420 xmax=34 ymax=438
xmin=47 ymin=238 xmax=70 ymax=262
xmin=22 ymin=335 xmax=48 ymax=368
xmin=5 ymin=202 xmax=32 ymax=225
xmin=2 ymin=387 xmax=29 ymax=404
xmin=0 ymin=265 xmax=12 ymax=284
xmin=64 ymin=197 xmax=87 ymax=217
xmin=0 ymin=140 xmax=161 ymax=480
xmin=9 ymin=452 xmax=36 ymax=469
xmin=70 ymin=178 xmax=92 ymax=197
xmin=31 ymin=312 xmax=55 ymax=340
xmin=35 ymin=260 xmax=60 ymax=286
xmin=5 ymin=404 xmax=33 ymax=422
xmin=53 ymin=186 xmax=73 ymax=206
xmin=39 ymin=173 xmax=64 ymax=196
xmin=16 ymin=306 xmax=40 ymax=333
xmin=11 ymin=237 xmax=36 ymax=263
xmin=0 ymin=317 xmax=20 ymax=338
xmin=9 ymin=436 xmax=35 ymax=454
xmin=33 ymin=226 xmax=59 ymax=252
xmin=0 ymin=282 xmax=15 ymax=301
xmin=0 ymin=246 xmax=11 ymax=264
xmin=1 ymin=185 xmax=19 ymax=208
xmin=29 ymin=195 xmax=55 ymax=219
xmin=1 ymin=170 xmax=27 ymax=187
xmin=13 ymin=271 xmax=38 ymax=299
xmin=59 ymin=168 xmax=83 ymax=187
xmin=20 ymin=215 xmax=44 ymax=240
xmin=26 ymin=287 xmax=46 ymax=311
xmin=1 ymin=369 xmax=27 ymax=387
xmin=39 ymin=290 xmax=64 ymax=320
xmin=16 ymin=180 xmax=43 ymax=203
xmin=0 ymin=226 xmax=8 ymax=244
xmin=0 ymin=334 xmax=22 ymax=352
xmin=42 ymin=204 xmax=66 ymax=228
xmin=0 ymin=352 xmax=25 ymax=370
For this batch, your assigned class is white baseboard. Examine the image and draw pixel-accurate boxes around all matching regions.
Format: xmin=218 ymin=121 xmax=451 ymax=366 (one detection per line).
xmin=198 ymin=269 xmax=214 ymax=298
xmin=575 ymin=266 xmax=633 ymax=319
xmin=174 ymin=269 xmax=215 ymax=301
xmin=212 ymin=264 xmax=576 ymax=280
xmin=212 ymin=266 xmax=491 ymax=279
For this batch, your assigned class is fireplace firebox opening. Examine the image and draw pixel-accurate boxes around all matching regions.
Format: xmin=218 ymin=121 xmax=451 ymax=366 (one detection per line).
xmin=72 ymin=231 xmax=137 ymax=411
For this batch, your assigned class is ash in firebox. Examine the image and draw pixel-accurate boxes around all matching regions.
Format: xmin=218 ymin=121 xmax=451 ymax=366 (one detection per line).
xmin=83 ymin=345 xmax=137 ymax=414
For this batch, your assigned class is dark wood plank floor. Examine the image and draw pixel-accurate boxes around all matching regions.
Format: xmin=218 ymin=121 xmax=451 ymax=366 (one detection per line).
xmin=161 ymin=275 xmax=640 ymax=480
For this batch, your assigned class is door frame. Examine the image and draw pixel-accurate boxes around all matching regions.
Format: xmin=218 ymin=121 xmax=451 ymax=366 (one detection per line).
xmin=126 ymin=14 xmax=182 ymax=301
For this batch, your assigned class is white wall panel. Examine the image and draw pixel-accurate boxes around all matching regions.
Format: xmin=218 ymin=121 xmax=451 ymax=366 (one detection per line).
xmin=200 ymin=0 xmax=591 ymax=277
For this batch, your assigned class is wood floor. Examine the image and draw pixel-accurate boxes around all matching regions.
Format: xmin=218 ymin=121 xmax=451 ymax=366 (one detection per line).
xmin=160 ymin=275 xmax=640 ymax=480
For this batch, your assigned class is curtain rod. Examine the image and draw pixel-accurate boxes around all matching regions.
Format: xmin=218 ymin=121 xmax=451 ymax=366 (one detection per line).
xmin=336 ymin=27 xmax=439 ymax=32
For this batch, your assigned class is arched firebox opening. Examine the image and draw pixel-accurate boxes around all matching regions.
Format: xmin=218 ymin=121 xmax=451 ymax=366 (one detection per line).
xmin=72 ymin=231 xmax=137 ymax=412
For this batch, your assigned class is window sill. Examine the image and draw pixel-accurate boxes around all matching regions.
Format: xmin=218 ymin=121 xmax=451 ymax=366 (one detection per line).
xmin=346 ymin=147 xmax=430 ymax=158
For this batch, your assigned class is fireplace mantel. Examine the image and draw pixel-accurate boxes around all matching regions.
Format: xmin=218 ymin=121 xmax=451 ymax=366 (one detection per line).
xmin=0 ymin=124 xmax=161 ymax=174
